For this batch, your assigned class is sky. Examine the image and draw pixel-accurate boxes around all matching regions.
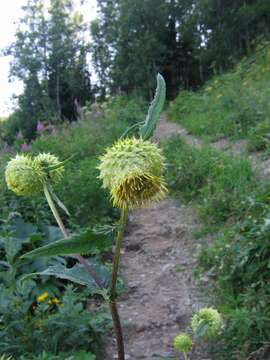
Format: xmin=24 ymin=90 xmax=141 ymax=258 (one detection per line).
xmin=0 ymin=0 xmax=97 ymax=117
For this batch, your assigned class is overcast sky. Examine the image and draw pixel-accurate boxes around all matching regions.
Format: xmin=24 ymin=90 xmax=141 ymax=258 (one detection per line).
xmin=0 ymin=0 xmax=97 ymax=117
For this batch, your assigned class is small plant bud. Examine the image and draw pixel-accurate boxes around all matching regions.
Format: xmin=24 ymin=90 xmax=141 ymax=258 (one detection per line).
xmin=173 ymin=333 xmax=193 ymax=353
xmin=98 ymin=137 xmax=168 ymax=209
xmin=5 ymin=155 xmax=44 ymax=196
xmin=191 ymin=307 xmax=223 ymax=339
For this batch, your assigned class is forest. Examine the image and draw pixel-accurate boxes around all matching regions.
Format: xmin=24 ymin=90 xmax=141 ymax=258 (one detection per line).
xmin=0 ymin=0 xmax=270 ymax=359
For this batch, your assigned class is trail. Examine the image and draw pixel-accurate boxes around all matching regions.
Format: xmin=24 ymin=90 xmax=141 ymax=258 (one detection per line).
xmin=104 ymin=115 xmax=212 ymax=360
xmin=159 ymin=115 xmax=270 ymax=182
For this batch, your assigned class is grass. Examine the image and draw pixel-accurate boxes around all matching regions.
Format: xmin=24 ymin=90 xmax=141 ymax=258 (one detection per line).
xmin=163 ymin=136 xmax=256 ymax=225
xmin=163 ymin=133 xmax=270 ymax=358
xmin=167 ymin=41 xmax=270 ymax=149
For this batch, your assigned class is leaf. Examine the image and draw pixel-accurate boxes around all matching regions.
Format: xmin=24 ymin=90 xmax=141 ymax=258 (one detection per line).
xmin=21 ymin=229 xmax=107 ymax=259
xmin=47 ymin=183 xmax=70 ymax=216
xmin=140 ymin=73 xmax=166 ymax=140
xmin=194 ymin=320 xmax=209 ymax=339
xmin=21 ymin=261 xmax=110 ymax=292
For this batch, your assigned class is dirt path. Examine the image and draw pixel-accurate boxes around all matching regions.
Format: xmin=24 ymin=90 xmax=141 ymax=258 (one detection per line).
xmin=104 ymin=115 xmax=212 ymax=360
xmin=159 ymin=113 xmax=270 ymax=182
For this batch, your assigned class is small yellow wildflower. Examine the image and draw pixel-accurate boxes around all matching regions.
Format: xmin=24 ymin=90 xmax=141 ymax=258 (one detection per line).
xmin=48 ymin=297 xmax=60 ymax=305
xmin=37 ymin=292 xmax=49 ymax=302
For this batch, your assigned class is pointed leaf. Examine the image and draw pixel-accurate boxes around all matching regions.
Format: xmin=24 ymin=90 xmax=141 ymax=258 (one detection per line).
xmin=21 ymin=229 xmax=106 ymax=259
xmin=47 ymin=183 xmax=70 ymax=216
xmin=140 ymin=73 xmax=166 ymax=140
xmin=21 ymin=261 xmax=110 ymax=292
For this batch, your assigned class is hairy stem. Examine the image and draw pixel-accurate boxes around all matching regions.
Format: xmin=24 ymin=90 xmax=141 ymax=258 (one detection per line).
xmin=110 ymin=208 xmax=127 ymax=360
xmin=43 ymin=183 xmax=103 ymax=287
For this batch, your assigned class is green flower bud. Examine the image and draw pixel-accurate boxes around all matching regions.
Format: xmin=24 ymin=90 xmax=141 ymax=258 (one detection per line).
xmin=98 ymin=137 xmax=168 ymax=209
xmin=173 ymin=333 xmax=193 ymax=353
xmin=191 ymin=307 xmax=223 ymax=340
xmin=5 ymin=155 xmax=43 ymax=196
xmin=34 ymin=153 xmax=64 ymax=185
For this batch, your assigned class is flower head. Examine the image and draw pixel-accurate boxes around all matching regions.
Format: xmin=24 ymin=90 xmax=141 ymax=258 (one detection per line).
xmin=173 ymin=333 xmax=193 ymax=353
xmin=191 ymin=307 xmax=223 ymax=339
xmin=5 ymin=153 xmax=64 ymax=197
xmin=34 ymin=153 xmax=64 ymax=185
xmin=5 ymin=154 xmax=44 ymax=196
xmin=98 ymin=137 xmax=167 ymax=209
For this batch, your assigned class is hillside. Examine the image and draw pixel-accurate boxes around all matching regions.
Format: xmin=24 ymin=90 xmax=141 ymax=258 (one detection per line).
xmin=168 ymin=41 xmax=270 ymax=148
xmin=165 ymin=42 xmax=270 ymax=359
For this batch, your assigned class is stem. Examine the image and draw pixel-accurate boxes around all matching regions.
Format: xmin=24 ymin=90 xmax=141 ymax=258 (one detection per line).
xmin=111 ymin=208 xmax=127 ymax=300
xmin=109 ymin=301 xmax=125 ymax=360
xmin=109 ymin=208 xmax=127 ymax=360
xmin=189 ymin=343 xmax=196 ymax=360
xmin=43 ymin=183 xmax=103 ymax=287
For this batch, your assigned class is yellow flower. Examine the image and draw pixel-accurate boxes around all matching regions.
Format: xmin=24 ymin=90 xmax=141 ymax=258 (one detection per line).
xmin=48 ymin=297 xmax=60 ymax=305
xmin=37 ymin=292 xmax=49 ymax=303
xmin=98 ymin=137 xmax=167 ymax=209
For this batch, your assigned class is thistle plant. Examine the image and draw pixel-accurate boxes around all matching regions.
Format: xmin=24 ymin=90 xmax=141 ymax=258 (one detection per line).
xmin=173 ymin=307 xmax=223 ymax=360
xmin=5 ymin=74 xmax=166 ymax=360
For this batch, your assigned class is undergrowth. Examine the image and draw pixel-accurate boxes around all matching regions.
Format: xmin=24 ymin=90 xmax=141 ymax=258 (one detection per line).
xmin=164 ymin=135 xmax=270 ymax=358
xmin=163 ymin=136 xmax=255 ymax=225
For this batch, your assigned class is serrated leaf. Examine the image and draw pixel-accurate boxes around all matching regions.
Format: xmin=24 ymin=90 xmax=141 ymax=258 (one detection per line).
xmin=21 ymin=229 xmax=106 ymax=259
xmin=21 ymin=261 xmax=110 ymax=293
xmin=140 ymin=73 xmax=166 ymax=140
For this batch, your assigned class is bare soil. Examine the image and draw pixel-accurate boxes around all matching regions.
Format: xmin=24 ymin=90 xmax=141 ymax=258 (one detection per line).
xmin=103 ymin=115 xmax=213 ymax=360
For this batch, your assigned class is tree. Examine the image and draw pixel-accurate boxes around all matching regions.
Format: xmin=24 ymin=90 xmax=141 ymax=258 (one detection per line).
xmin=6 ymin=0 xmax=93 ymax=140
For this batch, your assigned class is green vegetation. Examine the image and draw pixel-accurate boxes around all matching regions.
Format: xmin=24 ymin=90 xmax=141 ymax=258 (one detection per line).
xmin=0 ymin=97 xmax=146 ymax=358
xmin=168 ymin=42 xmax=270 ymax=145
xmin=163 ymin=137 xmax=255 ymax=225
xmin=163 ymin=135 xmax=270 ymax=358
xmin=1 ymin=0 xmax=270 ymax=358
xmin=164 ymin=42 xmax=270 ymax=357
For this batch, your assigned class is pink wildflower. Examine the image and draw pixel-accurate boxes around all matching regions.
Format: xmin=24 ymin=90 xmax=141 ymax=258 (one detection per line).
xmin=37 ymin=121 xmax=45 ymax=133
xmin=21 ymin=142 xmax=29 ymax=152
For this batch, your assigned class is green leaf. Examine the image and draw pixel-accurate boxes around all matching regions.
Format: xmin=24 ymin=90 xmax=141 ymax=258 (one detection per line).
xmin=21 ymin=261 xmax=110 ymax=292
xmin=21 ymin=229 xmax=107 ymax=259
xmin=140 ymin=73 xmax=166 ymax=140
xmin=47 ymin=183 xmax=70 ymax=216
xmin=194 ymin=320 xmax=209 ymax=339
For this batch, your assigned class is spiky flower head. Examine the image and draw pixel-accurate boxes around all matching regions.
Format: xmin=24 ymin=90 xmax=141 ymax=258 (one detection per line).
xmin=5 ymin=154 xmax=44 ymax=196
xmin=98 ymin=137 xmax=167 ymax=209
xmin=173 ymin=333 xmax=193 ymax=353
xmin=34 ymin=153 xmax=64 ymax=185
xmin=5 ymin=153 xmax=64 ymax=196
xmin=191 ymin=307 xmax=223 ymax=340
